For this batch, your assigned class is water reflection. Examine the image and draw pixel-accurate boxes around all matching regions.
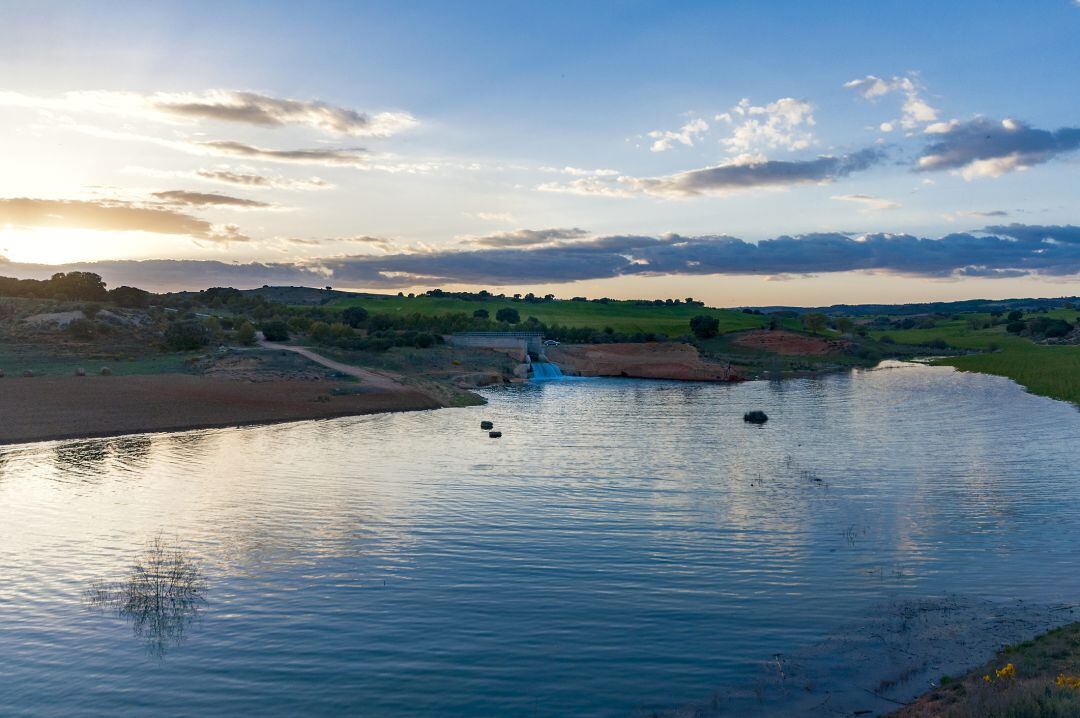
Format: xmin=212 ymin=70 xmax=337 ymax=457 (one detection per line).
xmin=85 ymin=535 xmax=207 ymax=659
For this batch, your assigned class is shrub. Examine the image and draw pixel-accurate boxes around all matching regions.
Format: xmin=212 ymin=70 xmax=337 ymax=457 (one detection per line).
xmin=66 ymin=317 xmax=96 ymax=339
xmin=415 ymin=332 xmax=435 ymax=348
xmin=342 ymin=305 xmax=369 ymax=328
xmin=235 ymin=322 xmax=257 ymax=346
xmin=1007 ymin=310 xmax=1024 ymax=321
xmin=260 ymin=320 xmax=290 ymax=342
xmin=926 ymin=338 xmax=949 ymax=349
xmin=473 ymin=308 xmax=489 ymax=319
xmin=495 ymin=307 xmax=520 ymax=324
xmin=309 ymin=321 xmax=334 ymax=344
xmin=1006 ymin=320 xmax=1026 ymax=334
xmin=164 ymin=320 xmax=210 ymax=350
xmin=879 ymin=334 xmax=895 ymax=344
xmin=689 ymin=314 xmax=720 ymax=339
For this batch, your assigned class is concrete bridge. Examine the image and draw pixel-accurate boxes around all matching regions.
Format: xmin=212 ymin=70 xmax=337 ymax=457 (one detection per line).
xmin=448 ymin=331 xmax=545 ymax=360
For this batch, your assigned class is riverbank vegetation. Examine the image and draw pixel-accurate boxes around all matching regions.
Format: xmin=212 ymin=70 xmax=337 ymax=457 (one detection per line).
xmin=891 ymin=622 xmax=1080 ymax=717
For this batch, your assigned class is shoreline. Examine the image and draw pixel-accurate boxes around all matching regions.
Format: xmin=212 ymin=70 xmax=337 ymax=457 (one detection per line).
xmin=0 ymin=373 xmax=455 ymax=447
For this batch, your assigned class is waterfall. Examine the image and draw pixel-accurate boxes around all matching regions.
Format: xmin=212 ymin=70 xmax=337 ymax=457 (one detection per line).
xmin=530 ymin=362 xmax=564 ymax=380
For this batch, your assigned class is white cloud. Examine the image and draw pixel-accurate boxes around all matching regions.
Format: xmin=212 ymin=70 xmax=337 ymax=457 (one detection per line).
xmin=830 ymin=193 xmax=901 ymax=211
xmin=646 ymin=117 xmax=709 ymax=152
xmin=718 ymin=97 xmax=816 ymax=153
xmin=0 ymin=89 xmax=417 ymax=137
xmin=844 ymin=74 xmax=939 ymax=129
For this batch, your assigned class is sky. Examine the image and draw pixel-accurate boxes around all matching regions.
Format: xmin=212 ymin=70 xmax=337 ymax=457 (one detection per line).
xmin=1 ymin=0 xmax=1079 ymax=306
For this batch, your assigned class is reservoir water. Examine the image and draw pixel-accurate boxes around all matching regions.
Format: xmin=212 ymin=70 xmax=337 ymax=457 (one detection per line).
xmin=2 ymin=362 xmax=1079 ymax=716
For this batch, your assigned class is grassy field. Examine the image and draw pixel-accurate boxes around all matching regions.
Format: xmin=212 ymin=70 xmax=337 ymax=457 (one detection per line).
xmin=892 ymin=622 xmax=1080 ymax=717
xmin=331 ymin=295 xmax=767 ymax=336
xmin=866 ymin=311 xmax=1080 ymax=406
xmin=0 ymin=346 xmax=199 ymax=377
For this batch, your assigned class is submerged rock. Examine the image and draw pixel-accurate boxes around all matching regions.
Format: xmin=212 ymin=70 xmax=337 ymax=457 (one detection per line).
xmin=480 ymin=420 xmax=494 ymax=430
xmin=743 ymin=410 xmax=768 ymax=424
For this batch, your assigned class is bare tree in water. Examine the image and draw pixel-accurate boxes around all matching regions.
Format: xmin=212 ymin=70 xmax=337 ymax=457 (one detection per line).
xmin=86 ymin=534 xmax=207 ymax=659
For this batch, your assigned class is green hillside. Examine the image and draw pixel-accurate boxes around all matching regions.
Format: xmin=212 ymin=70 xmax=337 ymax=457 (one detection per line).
xmin=331 ymin=294 xmax=766 ymax=336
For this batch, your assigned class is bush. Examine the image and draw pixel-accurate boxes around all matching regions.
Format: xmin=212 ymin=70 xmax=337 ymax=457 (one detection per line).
xmin=66 ymin=317 xmax=96 ymax=339
xmin=879 ymin=334 xmax=895 ymax=344
xmin=342 ymin=305 xmax=369 ymax=328
xmin=473 ymin=308 xmax=489 ymax=319
xmin=926 ymin=338 xmax=949 ymax=349
xmin=164 ymin=320 xmax=210 ymax=350
xmin=1007 ymin=310 xmax=1024 ymax=322
xmin=415 ymin=332 xmax=435 ymax=348
xmin=1006 ymin=320 xmax=1026 ymax=334
xmin=235 ymin=322 xmax=257 ymax=346
xmin=495 ymin=307 xmax=520 ymax=324
xmin=260 ymin=320 xmax=290 ymax=342
xmin=689 ymin=314 xmax=720 ymax=339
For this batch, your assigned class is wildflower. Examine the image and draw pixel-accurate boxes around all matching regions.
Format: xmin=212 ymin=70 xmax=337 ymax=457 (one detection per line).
xmin=1057 ymin=673 xmax=1080 ymax=690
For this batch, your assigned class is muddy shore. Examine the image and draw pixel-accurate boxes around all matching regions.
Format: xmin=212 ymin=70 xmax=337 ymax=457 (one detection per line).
xmin=0 ymin=374 xmax=445 ymax=445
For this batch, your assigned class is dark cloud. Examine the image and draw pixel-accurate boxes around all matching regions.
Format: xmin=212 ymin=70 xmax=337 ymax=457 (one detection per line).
xmin=468 ymin=228 xmax=590 ymax=248
xmin=196 ymin=140 xmax=367 ymax=166
xmin=6 ymin=225 xmax=1078 ymax=291
xmin=152 ymin=91 xmax=417 ymax=136
xmin=918 ymin=118 xmax=1080 ymax=177
xmin=984 ymin=223 xmax=1080 ymax=244
xmin=541 ymin=148 xmax=885 ymax=198
xmin=0 ymin=198 xmax=249 ymax=243
xmin=152 ymin=190 xmax=270 ymax=208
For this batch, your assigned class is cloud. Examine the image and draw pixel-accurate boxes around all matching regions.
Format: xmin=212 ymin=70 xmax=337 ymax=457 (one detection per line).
xmin=194 ymin=140 xmax=368 ymax=166
xmin=151 ymin=190 xmax=271 ymax=209
xmin=955 ymin=210 xmax=1008 ymax=218
xmin=470 ymin=211 xmax=516 ymax=222
xmin=0 ymin=197 xmax=249 ymax=243
xmin=540 ymin=148 xmax=884 ymax=198
xmin=539 ymin=166 xmax=620 ymax=177
xmin=0 ymin=89 xmax=417 ymax=136
xmin=983 ymin=223 xmax=1080 ymax=244
xmin=5 ymin=224 xmax=1080 ymax=290
xmin=647 ymin=117 xmax=709 ymax=152
xmin=284 ymin=235 xmax=398 ymax=250
xmin=718 ymin=97 xmax=816 ymax=153
xmin=194 ymin=168 xmax=331 ymax=190
xmin=464 ymin=227 xmax=590 ymax=248
xmin=830 ymin=194 xmax=900 ymax=211
xmin=844 ymin=74 xmax=938 ymax=129
xmin=916 ymin=117 xmax=1080 ymax=179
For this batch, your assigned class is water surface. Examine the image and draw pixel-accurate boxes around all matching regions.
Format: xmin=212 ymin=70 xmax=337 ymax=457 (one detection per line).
xmin=2 ymin=363 xmax=1079 ymax=716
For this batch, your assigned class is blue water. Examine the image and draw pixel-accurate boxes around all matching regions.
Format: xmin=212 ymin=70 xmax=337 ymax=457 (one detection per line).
xmin=530 ymin=361 xmax=564 ymax=380
xmin=2 ymin=362 xmax=1080 ymax=716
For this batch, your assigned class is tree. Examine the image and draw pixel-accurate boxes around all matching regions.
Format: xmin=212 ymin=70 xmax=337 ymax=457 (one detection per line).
xmin=260 ymin=320 xmax=290 ymax=342
xmin=341 ymin=305 xmax=369 ymax=328
xmin=164 ymin=320 xmax=210 ymax=350
xmin=108 ymin=285 xmax=150 ymax=308
xmin=835 ymin=317 xmax=854 ymax=335
xmin=48 ymin=272 xmax=107 ymax=301
xmin=235 ymin=322 xmax=257 ymax=346
xmin=1007 ymin=310 xmax=1024 ymax=322
xmin=802 ymin=312 xmax=827 ymax=333
xmin=473 ymin=308 xmax=489 ymax=319
xmin=496 ymin=307 xmax=520 ymax=324
xmin=689 ymin=314 xmax=720 ymax=339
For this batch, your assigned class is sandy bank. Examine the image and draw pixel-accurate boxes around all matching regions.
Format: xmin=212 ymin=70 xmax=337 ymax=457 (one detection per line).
xmin=546 ymin=342 xmax=742 ymax=381
xmin=0 ymin=374 xmax=443 ymax=445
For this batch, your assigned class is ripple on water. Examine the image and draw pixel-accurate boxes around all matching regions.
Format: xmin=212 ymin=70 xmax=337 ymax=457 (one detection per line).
xmin=1 ymin=363 xmax=1079 ymax=717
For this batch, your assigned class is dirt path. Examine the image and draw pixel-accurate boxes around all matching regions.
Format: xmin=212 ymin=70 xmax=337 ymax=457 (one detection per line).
xmin=258 ymin=340 xmax=404 ymax=391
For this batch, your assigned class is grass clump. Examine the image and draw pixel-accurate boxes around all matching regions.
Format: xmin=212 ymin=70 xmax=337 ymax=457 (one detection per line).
xmin=891 ymin=622 xmax=1080 ymax=717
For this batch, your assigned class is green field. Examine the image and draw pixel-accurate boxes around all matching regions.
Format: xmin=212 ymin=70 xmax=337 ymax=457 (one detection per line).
xmin=331 ymin=295 xmax=766 ymax=336
xmin=869 ymin=311 xmax=1080 ymax=406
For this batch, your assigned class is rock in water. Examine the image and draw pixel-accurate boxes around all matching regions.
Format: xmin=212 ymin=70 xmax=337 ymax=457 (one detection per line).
xmin=480 ymin=420 xmax=494 ymax=430
xmin=75 ymin=367 xmax=86 ymax=377
xmin=22 ymin=370 xmax=33 ymax=378
xmin=744 ymin=410 xmax=768 ymax=424
xmin=488 ymin=431 xmax=502 ymax=438
xmin=100 ymin=367 xmax=112 ymax=376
